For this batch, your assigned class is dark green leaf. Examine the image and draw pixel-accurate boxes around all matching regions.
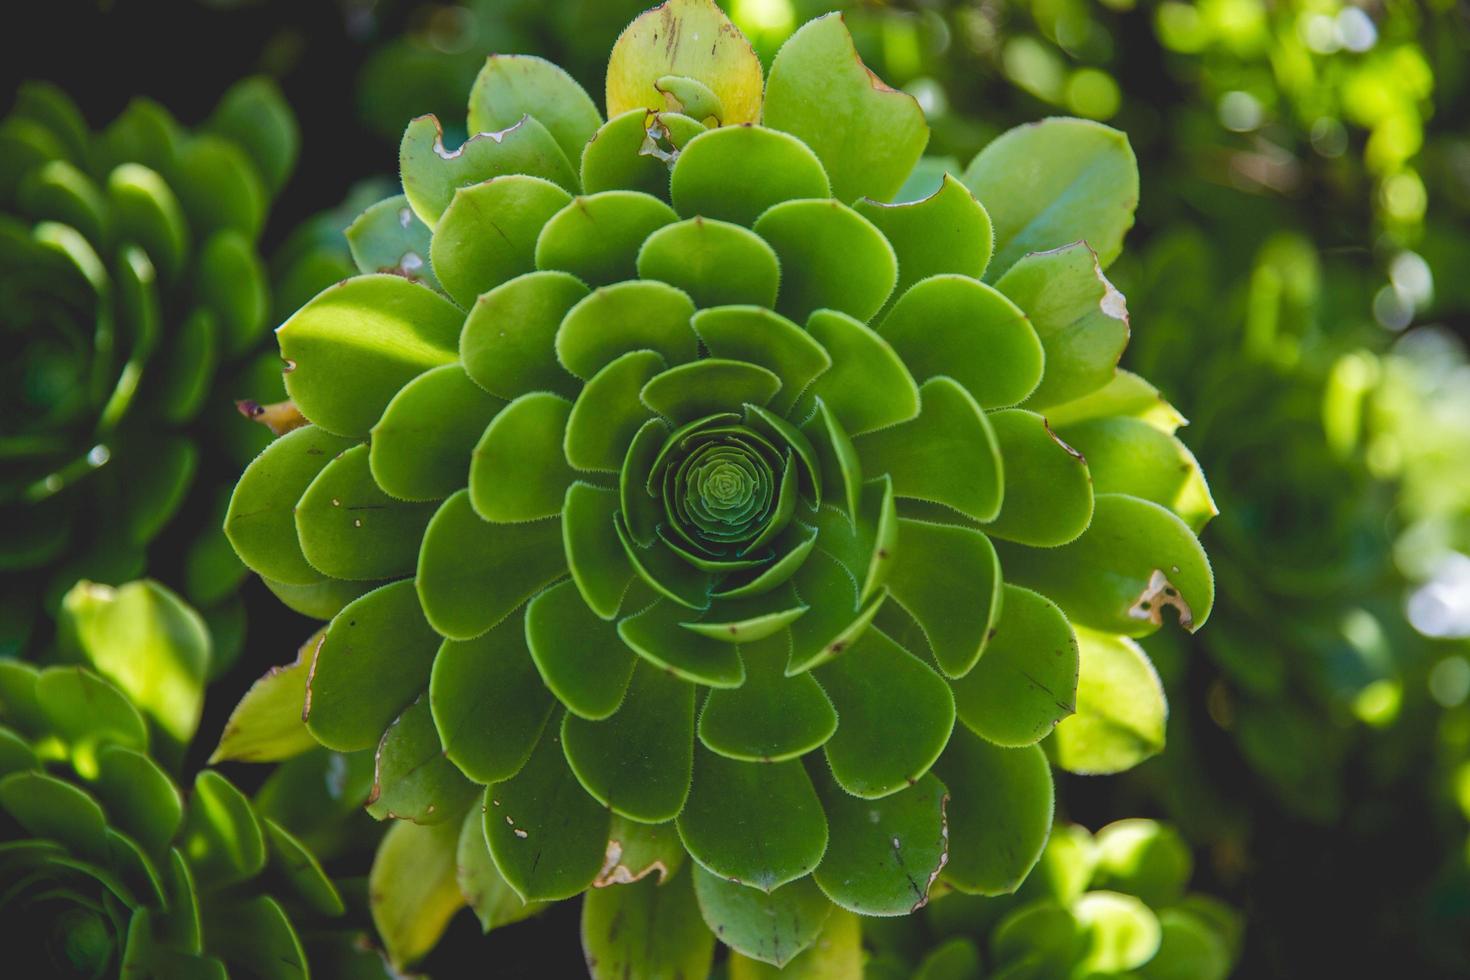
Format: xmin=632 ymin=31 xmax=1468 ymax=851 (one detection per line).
xmin=486 ymin=727 xmax=611 ymax=901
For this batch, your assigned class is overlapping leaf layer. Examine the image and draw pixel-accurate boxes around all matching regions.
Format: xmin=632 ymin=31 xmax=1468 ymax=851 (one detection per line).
xmin=223 ymin=0 xmax=1216 ymax=970
xmin=0 ymin=661 xmax=360 ymax=979
xmin=0 ymin=78 xmax=351 ymax=660
xmin=869 ymin=818 xmax=1243 ymax=980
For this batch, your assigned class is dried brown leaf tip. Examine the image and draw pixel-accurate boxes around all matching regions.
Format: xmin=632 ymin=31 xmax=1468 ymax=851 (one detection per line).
xmin=1128 ymin=568 xmax=1194 ymax=631
xmin=238 ymin=398 xmax=309 ymax=436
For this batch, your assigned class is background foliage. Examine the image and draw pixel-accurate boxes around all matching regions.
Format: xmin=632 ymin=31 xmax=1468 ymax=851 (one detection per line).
xmin=4 ymin=0 xmax=1470 ymax=977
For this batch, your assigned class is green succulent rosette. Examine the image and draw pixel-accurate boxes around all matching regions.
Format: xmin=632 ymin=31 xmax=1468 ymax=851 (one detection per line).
xmin=0 ymin=78 xmax=306 ymax=658
xmin=223 ymin=0 xmax=1214 ymax=970
xmin=867 ymin=818 xmax=1243 ymax=980
xmin=0 ymin=657 xmax=367 ymax=978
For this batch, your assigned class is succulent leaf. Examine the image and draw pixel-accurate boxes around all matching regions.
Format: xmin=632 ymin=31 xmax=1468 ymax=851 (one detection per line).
xmin=0 ymin=658 xmax=349 ymax=977
xmin=214 ymin=3 xmax=1213 ymax=969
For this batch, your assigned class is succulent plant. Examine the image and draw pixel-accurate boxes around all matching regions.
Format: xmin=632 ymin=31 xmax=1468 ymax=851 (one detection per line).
xmin=0 ymin=77 xmax=309 ymax=660
xmin=866 ymin=818 xmax=1243 ymax=980
xmin=222 ymin=0 xmax=1214 ymax=971
xmin=0 ymin=633 xmax=379 ymax=977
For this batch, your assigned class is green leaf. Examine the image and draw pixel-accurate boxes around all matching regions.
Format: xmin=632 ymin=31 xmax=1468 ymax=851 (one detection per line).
xmin=556 ymin=279 xmax=698 ymax=380
xmin=1075 ymin=891 xmax=1162 ymax=974
xmin=983 ymin=410 xmax=1094 ymax=547
xmin=198 ymin=894 xmax=308 ymax=979
xmin=641 ymin=358 xmax=782 ymax=423
xmin=108 ymin=162 xmax=189 ymax=280
xmin=367 ymin=696 xmax=478 ymax=824
xmin=1055 ymin=417 xmax=1216 ymax=533
xmin=526 ymin=579 xmax=639 ymax=719
xmin=854 ymin=377 xmax=1002 ymax=523
xmin=460 ymin=269 xmax=586 ymax=400
xmin=581 ymin=109 xmax=705 ymax=199
xmin=1020 ymin=821 xmax=1096 ymax=906
xmin=206 ymin=77 xmax=297 ymax=192
xmin=150 ymin=305 xmax=216 ymax=424
xmin=1048 ymin=629 xmax=1167 ymax=775
xmin=693 ymin=307 xmax=832 ymax=417
xmin=1139 ymin=909 xmax=1233 ymax=980
xmin=305 ymin=580 xmax=439 ymax=752
xmin=801 ymin=399 xmax=861 ymax=519
xmin=698 ymin=633 xmax=837 ymax=761
xmin=259 ymin=577 xmax=376 ymax=621
xmin=638 ymin=216 xmax=783 ymax=309
xmin=35 ymin=666 xmax=147 ymax=759
xmin=370 ymin=815 xmax=465 ymax=968
xmin=210 ymin=650 xmax=316 ymax=764
xmin=583 ymin=866 xmax=715 ymax=980
xmin=813 ymin=769 xmax=949 ymax=916
xmin=694 ymin=868 xmax=833 ymax=967
xmin=677 ymin=745 xmax=827 ymax=892
xmin=878 ymin=275 xmax=1042 ymax=409
xmin=855 ymin=175 xmax=992 ymax=300
xmin=913 ymin=939 xmax=983 ymax=980
xmin=621 ymin=419 xmax=671 ymax=547
xmin=536 ymin=190 xmax=678 ymax=285
xmin=278 ymin=274 xmax=464 ymax=438
xmin=671 ymin=125 xmax=829 ymax=225
xmin=399 ymin=113 xmax=575 ymax=226
xmin=371 ymin=363 xmax=505 ymax=502
xmin=92 ymin=746 xmax=181 ymax=856
xmin=562 ymin=662 xmax=695 ymax=822
xmin=225 ymin=425 xmax=357 ymax=585
xmin=0 ymin=728 xmax=36 ymax=777
xmin=457 ymin=804 xmax=547 ymax=931
xmin=0 ymin=660 xmax=45 ymax=735
xmin=417 ymin=491 xmax=566 ymax=640
xmin=762 ymin=13 xmax=928 ymax=204
xmin=996 ymin=242 xmax=1129 ymax=408
xmin=564 ymin=483 xmax=638 ymax=619
xmin=727 ymin=907 xmax=863 ymax=980
xmin=618 ymin=595 xmax=744 ymax=686
xmin=467 ymin=54 xmax=603 ymax=164
xmin=1042 ymin=369 xmax=1186 ymax=434
xmin=754 ymin=200 xmax=896 ymax=323
xmin=992 ymin=902 xmax=1082 ymax=976
xmin=431 ymin=174 xmax=573 ymax=307
xmin=486 ymin=727 xmax=611 ymax=901
xmin=345 ymin=194 xmax=439 ymax=289
xmin=179 ymin=770 xmax=266 ymax=889
xmin=262 ymin=818 xmax=343 ymax=916
xmin=816 ymin=624 xmax=954 ymax=797
xmin=783 ymin=552 xmax=884 ymax=677
xmin=963 ymin=118 xmax=1138 ymax=280
xmin=57 ymin=579 xmax=210 ymax=745
xmin=932 ymin=728 xmax=1053 ymax=895
xmin=1091 ymin=819 xmax=1192 ymax=907
xmin=567 ymin=350 xmax=666 ymax=471
xmin=950 ymin=585 xmax=1078 ymax=747
xmin=605 ymin=0 xmax=764 ymax=125
xmin=197 ymin=229 xmax=268 ymax=357
xmin=0 ymin=771 xmax=109 ymax=861
xmin=431 ymin=611 xmax=554 ymax=784
xmin=176 ymin=133 xmax=268 ymax=239
xmin=803 ymin=310 xmax=919 ymax=436
xmin=882 ymin=518 xmax=1000 ymax=678
xmin=994 ymin=493 xmax=1214 ymax=635
xmin=296 ymin=445 xmax=437 ymax=580
xmin=470 ymin=393 xmax=576 ymax=522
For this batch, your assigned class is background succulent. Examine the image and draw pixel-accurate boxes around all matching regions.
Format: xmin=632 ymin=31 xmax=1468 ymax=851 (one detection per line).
xmin=0 ymin=576 xmax=388 ymax=979
xmin=865 ymin=818 xmax=1242 ymax=980
xmin=218 ymin=1 xmax=1215 ymax=972
xmin=0 ymin=78 xmax=301 ymax=664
